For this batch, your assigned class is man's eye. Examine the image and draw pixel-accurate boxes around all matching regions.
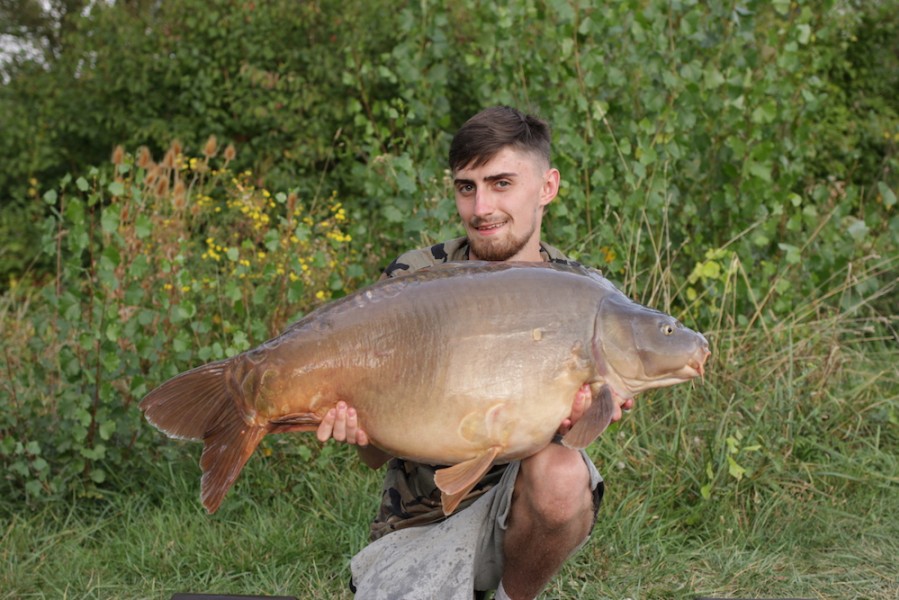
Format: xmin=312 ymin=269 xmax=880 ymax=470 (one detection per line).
xmin=495 ymin=180 xmax=510 ymax=189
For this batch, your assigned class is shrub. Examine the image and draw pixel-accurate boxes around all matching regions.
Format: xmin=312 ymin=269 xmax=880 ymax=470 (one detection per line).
xmin=0 ymin=140 xmax=364 ymax=506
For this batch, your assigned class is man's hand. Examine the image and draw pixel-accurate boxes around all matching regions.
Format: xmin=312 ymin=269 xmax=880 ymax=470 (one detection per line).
xmin=558 ymin=383 xmax=636 ymax=435
xmin=316 ymin=401 xmax=370 ymax=446
xmin=316 ymin=401 xmax=391 ymax=469
xmin=558 ymin=383 xmax=593 ymax=435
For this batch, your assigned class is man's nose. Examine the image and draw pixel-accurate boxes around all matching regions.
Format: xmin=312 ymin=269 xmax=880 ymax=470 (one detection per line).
xmin=473 ymin=189 xmax=495 ymax=216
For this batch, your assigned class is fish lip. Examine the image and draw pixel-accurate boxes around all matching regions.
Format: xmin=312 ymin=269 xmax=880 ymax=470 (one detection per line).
xmin=687 ymin=348 xmax=711 ymax=379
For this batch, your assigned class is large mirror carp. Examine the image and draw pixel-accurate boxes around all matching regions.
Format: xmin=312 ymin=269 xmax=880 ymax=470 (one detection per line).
xmin=141 ymin=261 xmax=710 ymax=515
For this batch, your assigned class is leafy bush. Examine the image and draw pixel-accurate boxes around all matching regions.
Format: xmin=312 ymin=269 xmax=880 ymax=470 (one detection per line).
xmin=3 ymin=1 xmax=897 ymax=306
xmin=0 ymin=140 xmax=363 ymax=505
xmin=341 ymin=0 xmax=897 ymax=328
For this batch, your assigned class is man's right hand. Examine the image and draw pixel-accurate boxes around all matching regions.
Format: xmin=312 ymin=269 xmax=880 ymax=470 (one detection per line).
xmin=316 ymin=401 xmax=369 ymax=446
xmin=316 ymin=401 xmax=391 ymax=469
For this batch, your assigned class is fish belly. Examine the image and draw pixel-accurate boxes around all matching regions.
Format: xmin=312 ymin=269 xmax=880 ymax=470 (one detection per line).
xmin=254 ymin=264 xmax=601 ymax=464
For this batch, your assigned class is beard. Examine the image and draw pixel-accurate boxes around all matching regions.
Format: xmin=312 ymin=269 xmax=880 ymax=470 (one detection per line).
xmin=466 ymin=216 xmax=537 ymax=262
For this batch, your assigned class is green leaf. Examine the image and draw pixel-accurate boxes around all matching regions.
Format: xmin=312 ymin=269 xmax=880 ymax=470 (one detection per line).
xmin=845 ymin=217 xmax=869 ymax=241
xmin=135 ymin=214 xmax=152 ymax=238
xmin=25 ymin=480 xmax=43 ymax=497
xmin=264 ymin=229 xmax=280 ymax=252
xmin=727 ymin=455 xmax=746 ymax=481
xmin=81 ymin=444 xmax=106 ymax=460
xmin=878 ymin=182 xmax=896 ymax=208
xmin=171 ymin=301 xmax=197 ymax=323
xmin=99 ymin=420 xmax=116 ymax=441
xmin=747 ymin=161 xmax=772 ymax=182
xmin=43 ymin=189 xmax=58 ymax=205
xmin=778 ymin=243 xmax=801 ymax=264
xmin=383 ymin=205 xmax=404 ymax=223
xmin=252 ymin=285 xmax=268 ymax=306
xmin=101 ymin=207 xmax=120 ymax=234
xmin=703 ymin=67 xmax=725 ymax=89
xmin=700 ymin=260 xmax=722 ymax=280
xmin=76 ymin=177 xmax=90 ymax=191
xmin=750 ymin=100 xmax=777 ymax=124
xmin=108 ymin=181 xmax=125 ymax=196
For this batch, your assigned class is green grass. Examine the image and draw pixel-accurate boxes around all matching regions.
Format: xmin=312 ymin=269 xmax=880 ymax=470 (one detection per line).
xmin=1 ymin=453 xmax=380 ymax=599
xmin=3 ymin=289 xmax=897 ymax=599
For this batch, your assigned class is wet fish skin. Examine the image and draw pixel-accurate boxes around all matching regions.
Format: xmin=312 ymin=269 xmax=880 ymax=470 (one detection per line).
xmin=140 ymin=261 xmax=710 ymax=515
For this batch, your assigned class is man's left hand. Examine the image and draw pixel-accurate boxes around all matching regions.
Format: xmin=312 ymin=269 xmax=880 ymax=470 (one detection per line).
xmin=558 ymin=383 xmax=593 ymax=435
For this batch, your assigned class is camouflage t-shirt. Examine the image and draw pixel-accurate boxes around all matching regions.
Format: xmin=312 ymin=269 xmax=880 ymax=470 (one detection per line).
xmin=369 ymin=237 xmax=579 ymax=541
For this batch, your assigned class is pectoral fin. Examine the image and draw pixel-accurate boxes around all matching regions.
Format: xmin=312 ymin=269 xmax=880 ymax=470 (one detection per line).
xmin=561 ymin=384 xmax=616 ymax=449
xmin=434 ymin=446 xmax=501 ymax=516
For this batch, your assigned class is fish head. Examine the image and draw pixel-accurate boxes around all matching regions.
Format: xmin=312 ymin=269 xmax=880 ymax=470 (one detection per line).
xmin=593 ymin=294 xmax=710 ymax=395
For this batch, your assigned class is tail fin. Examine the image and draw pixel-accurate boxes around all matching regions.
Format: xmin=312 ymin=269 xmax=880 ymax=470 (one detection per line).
xmin=198 ymin=407 xmax=267 ymax=513
xmin=140 ymin=360 xmax=266 ymax=513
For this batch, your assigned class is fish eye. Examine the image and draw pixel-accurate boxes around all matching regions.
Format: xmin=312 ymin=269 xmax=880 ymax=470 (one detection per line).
xmin=661 ymin=324 xmax=674 ymax=336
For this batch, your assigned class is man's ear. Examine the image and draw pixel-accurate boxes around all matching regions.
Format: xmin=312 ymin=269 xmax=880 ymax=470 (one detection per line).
xmin=540 ymin=168 xmax=561 ymax=207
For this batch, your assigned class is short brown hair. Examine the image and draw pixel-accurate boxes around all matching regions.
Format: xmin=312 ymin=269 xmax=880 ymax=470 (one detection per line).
xmin=448 ymin=106 xmax=551 ymax=173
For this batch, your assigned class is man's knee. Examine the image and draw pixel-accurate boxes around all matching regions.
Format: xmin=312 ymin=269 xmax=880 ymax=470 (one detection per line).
xmin=517 ymin=446 xmax=594 ymax=528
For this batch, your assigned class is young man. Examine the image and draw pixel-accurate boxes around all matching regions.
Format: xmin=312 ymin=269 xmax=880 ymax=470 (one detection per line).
xmin=317 ymin=106 xmax=632 ymax=600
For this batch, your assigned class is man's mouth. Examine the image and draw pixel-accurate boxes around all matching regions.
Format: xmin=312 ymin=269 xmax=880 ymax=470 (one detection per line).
xmin=472 ymin=220 xmax=507 ymax=235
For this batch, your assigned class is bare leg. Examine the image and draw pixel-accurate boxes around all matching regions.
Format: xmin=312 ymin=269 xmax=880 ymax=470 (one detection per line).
xmin=500 ymin=444 xmax=596 ymax=599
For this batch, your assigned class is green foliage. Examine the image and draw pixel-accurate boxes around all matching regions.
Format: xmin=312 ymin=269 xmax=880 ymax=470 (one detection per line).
xmin=0 ymin=0 xmax=897 ymax=546
xmin=0 ymin=140 xmax=363 ymax=506
xmin=2 ymin=0 xmax=897 ymax=305
xmin=338 ymin=0 xmax=898 ymax=330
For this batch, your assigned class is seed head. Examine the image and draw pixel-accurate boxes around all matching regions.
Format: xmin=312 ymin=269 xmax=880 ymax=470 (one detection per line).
xmin=137 ymin=146 xmax=154 ymax=169
xmin=155 ymin=174 xmax=170 ymax=197
xmin=223 ymin=143 xmax=237 ymax=162
xmin=111 ymin=145 xmax=125 ymax=166
xmin=145 ymin=164 xmax=161 ymax=188
xmin=173 ymin=178 xmax=187 ymax=209
xmin=203 ymin=135 xmax=218 ymax=158
xmin=162 ymin=148 xmax=176 ymax=169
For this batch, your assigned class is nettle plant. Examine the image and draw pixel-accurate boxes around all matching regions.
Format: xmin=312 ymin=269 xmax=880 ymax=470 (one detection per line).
xmin=1 ymin=139 xmax=363 ymax=504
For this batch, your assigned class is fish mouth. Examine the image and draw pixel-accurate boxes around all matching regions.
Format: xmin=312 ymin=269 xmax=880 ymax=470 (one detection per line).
xmin=686 ymin=347 xmax=711 ymax=380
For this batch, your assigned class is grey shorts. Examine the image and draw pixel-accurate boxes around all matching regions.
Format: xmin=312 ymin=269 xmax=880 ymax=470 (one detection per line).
xmin=349 ymin=451 xmax=603 ymax=599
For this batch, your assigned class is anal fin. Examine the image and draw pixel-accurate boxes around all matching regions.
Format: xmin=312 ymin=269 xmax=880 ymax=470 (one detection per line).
xmin=434 ymin=447 xmax=501 ymax=516
xmin=561 ymin=384 xmax=616 ymax=449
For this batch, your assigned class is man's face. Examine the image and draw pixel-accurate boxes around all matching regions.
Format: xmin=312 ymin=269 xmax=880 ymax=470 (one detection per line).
xmin=453 ymin=147 xmax=560 ymax=262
